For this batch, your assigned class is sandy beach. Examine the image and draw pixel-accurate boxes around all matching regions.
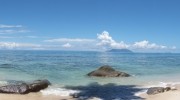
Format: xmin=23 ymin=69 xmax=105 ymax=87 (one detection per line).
xmin=0 ymin=93 xmax=74 ymax=100
xmin=1 ymin=86 xmax=180 ymax=100
xmin=0 ymin=87 xmax=180 ymax=100
xmin=141 ymin=90 xmax=180 ymax=100
xmin=1 ymin=91 xmax=180 ymax=100
xmin=140 ymin=84 xmax=180 ymax=100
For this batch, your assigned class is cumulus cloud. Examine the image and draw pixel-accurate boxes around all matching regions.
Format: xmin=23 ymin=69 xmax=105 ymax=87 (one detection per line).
xmin=62 ymin=43 xmax=72 ymax=48
xmin=0 ymin=42 xmax=41 ymax=49
xmin=97 ymin=31 xmax=129 ymax=49
xmin=0 ymin=24 xmax=22 ymax=28
xmin=45 ymin=38 xmax=95 ymax=42
xmin=133 ymin=40 xmax=167 ymax=49
xmin=96 ymin=31 xmax=176 ymax=51
xmin=0 ymin=30 xmax=175 ymax=52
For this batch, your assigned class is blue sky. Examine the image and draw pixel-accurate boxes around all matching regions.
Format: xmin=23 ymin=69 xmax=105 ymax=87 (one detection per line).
xmin=0 ymin=0 xmax=179 ymax=52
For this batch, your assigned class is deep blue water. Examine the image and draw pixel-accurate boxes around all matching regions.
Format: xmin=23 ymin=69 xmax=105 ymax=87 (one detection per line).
xmin=0 ymin=50 xmax=180 ymax=86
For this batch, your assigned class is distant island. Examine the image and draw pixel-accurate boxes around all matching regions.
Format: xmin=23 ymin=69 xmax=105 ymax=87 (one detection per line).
xmin=107 ymin=49 xmax=133 ymax=53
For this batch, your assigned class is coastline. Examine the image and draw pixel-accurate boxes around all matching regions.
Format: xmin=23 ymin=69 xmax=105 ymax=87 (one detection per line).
xmin=140 ymin=84 xmax=180 ymax=100
xmin=141 ymin=89 xmax=180 ymax=100
xmin=0 ymin=93 xmax=74 ymax=100
xmin=1 ymin=90 xmax=180 ymax=100
xmin=1 ymin=84 xmax=180 ymax=100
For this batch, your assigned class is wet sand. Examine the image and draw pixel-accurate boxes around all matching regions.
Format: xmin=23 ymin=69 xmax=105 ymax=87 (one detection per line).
xmin=0 ymin=93 xmax=74 ymax=100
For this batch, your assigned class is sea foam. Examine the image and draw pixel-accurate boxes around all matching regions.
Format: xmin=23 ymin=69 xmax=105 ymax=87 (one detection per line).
xmin=0 ymin=81 xmax=8 ymax=86
xmin=40 ymin=87 xmax=80 ymax=96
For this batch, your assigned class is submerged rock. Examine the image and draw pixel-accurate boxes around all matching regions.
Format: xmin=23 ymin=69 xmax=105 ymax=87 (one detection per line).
xmin=147 ymin=87 xmax=171 ymax=95
xmin=0 ymin=79 xmax=50 ymax=94
xmin=87 ymin=65 xmax=130 ymax=77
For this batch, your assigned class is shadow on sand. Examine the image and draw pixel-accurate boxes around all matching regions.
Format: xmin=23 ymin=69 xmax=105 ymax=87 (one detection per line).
xmin=64 ymin=82 xmax=145 ymax=100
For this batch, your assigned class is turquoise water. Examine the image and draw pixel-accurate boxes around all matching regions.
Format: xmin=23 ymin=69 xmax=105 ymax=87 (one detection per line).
xmin=0 ymin=50 xmax=180 ymax=87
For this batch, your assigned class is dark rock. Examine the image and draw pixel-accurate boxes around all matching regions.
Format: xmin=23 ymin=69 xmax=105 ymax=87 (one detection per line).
xmin=0 ymin=79 xmax=51 ymax=94
xmin=87 ymin=65 xmax=130 ymax=77
xmin=147 ymin=87 xmax=171 ymax=95
xmin=164 ymin=87 xmax=171 ymax=91
xmin=71 ymin=93 xmax=80 ymax=98
xmin=28 ymin=79 xmax=51 ymax=92
xmin=147 ymin=87 xmax=165 ymax=95
xmin=0 ymin=83 xmax=29 ymax=94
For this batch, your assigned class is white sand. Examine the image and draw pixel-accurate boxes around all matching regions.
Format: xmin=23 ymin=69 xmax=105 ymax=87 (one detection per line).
xmin=0 ymin=93 xmax=74 ymax=100
xmin=1 ymin=85 xmax=180 ymax=100
xmin=141 ymin=90 xmax=180 ymax=100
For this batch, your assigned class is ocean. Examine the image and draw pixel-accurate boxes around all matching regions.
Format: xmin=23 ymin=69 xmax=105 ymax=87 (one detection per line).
xmin=0 ymin=50 xmax=180 ymax=97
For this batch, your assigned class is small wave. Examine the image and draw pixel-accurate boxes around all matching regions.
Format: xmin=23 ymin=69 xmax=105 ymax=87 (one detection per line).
xmin=0 ymin=81 xmax=8 ymax=86
xmin=0 ymin=64 xmax=15 ymax=69
xmin=143 ymin=81 xmax=180 ymax=89
xmin=40 ymin=87 xmax=80 ymax=96
xmin=134 ymin=89 xmax=147 ymax=96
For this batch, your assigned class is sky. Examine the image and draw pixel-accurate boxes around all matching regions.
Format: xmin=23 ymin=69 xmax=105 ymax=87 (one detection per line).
xmin=0 ymin=0 xmax=179 ymax=52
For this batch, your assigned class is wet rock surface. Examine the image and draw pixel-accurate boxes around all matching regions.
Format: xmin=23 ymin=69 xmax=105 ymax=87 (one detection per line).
xmin=87 ymin=65 xmax=130 ymax=77
xmin=0 ymin=79 xmax=50 ymax=94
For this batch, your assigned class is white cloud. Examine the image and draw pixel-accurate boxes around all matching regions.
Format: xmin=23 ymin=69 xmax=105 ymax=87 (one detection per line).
xmin=0 ymin=29 xmax=30 ymax=34
xmin=44 ymin=38 xmax=95 ymax=42
xmin=133 ymin=40 xmax=167 ymax=49
xmin=0 ymin=24 xmax=30 ymax=34
xmin=96 ymin=31 xmax=176 ymax=51
xmin=0 ymin=24 xmax=22 ymax=28
xmin=0 ymin=42 xmax=41 ymax=49
xmin=97 ymin=31 xmax=129 ymax=49
xmin=62 ymin=43 xmax=72 ymax=48
xmin=0 ymin=30 xmax=176 ymax=52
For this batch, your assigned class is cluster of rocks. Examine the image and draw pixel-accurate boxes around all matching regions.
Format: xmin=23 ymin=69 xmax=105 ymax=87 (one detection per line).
xmin=87 ymin=65 xmax=174 ymax=96
xmin=0 ymin=79 xmax=50 ymax=94
xmin=0 ymin=65 xmax=130 ymax=95
xmin=0 ymin=65 xmax=173 ymax=99
xmin=147 ymin=87 xmax=171 ymax=95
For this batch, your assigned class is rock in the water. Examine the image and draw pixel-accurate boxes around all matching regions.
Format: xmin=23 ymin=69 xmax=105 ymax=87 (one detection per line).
xmin=0 ymin=83 xmax=29 ymax=94
xmin=0 ymin=79 xmax=51 ymax=94
xmin=87 ymin=65 xmax=130 ymax=77
xmin=28 ymin=79 xmax=51 ymax=92
xmin=147 ymin=87 xmax=171 ymax=95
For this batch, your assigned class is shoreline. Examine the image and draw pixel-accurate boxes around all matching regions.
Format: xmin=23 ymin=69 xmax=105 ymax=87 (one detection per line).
xmin=0 ymin=92 xmax=74 ymax=100
xmin=1 ymin=84 xmax=180 ymax=100
xmin=140 ymin=84 xmax=180 ymax=100
xmin=140 ymin=90 xmax=180 ymax=100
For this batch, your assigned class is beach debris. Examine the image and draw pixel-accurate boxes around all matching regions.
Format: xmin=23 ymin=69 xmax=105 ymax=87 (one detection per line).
xmin=0 ymin=79 xmax=50 ymax=94
xmin=147 ymin=87 xmax=171 ymax=95
xmin=87 ymin=65 xmax=130 ymax=77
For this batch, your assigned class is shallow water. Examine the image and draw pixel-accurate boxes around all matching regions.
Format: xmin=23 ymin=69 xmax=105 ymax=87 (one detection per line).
xmin=0 ymin=50 xmax=180 ymax=87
